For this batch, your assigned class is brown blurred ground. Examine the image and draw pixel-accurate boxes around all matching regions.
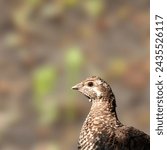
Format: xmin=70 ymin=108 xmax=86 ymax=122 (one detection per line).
xmin=0 ymin=0 xmax=149 ymax=150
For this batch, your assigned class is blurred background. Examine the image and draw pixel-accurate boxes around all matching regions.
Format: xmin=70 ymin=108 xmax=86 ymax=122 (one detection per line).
xmin=0 ymin=0 xmax=149 ymax=149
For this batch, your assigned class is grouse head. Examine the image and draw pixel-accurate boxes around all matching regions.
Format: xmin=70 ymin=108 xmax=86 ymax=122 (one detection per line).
xmin=72 ymin=76 xmax=116 ymax=105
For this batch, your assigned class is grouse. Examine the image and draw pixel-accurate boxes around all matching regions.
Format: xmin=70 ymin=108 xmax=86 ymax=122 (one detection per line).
xmin=72 ymin=76 xmax=150 ymax=150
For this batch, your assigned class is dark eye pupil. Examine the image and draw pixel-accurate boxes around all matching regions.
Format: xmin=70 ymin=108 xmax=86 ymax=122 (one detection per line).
xmin=88 ymin=82 xmax=93 ymax=87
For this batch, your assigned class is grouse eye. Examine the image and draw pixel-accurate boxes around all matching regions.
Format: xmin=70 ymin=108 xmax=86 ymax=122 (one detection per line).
xmin=87 ymin=82 xmax=94 ymax=87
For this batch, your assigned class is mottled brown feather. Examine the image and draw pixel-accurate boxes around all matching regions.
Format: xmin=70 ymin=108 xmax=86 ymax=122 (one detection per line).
xmin=72 ymin=76 xmax=150 ymax=150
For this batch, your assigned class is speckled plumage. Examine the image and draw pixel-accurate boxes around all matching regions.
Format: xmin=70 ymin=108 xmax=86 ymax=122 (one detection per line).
xmin=72 ymin=76 xmax=150 ymax=150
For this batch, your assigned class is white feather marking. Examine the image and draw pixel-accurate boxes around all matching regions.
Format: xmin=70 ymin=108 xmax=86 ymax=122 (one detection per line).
xmin=89 ymin=99 xmax=92 ymax=102
xmin=93 ymin=87 xmax=101 ymax=97
xmin=96 ymin=79 xmax=102 ymax=84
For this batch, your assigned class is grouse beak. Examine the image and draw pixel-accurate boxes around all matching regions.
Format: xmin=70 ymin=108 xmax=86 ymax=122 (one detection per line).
xmin=72 ymin=85 xmax=79 ymax=90
xmin=72 ymin=83 xmax=83 ymax=90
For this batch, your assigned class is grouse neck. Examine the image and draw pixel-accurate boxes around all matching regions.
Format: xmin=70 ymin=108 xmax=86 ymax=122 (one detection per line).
xmin=90 ymin=98 xmax=119 ymax=121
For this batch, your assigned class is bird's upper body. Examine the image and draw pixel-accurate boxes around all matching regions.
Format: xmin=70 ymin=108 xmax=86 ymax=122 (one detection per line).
xmin=72 ymin=76 xmax=150 ymax=150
